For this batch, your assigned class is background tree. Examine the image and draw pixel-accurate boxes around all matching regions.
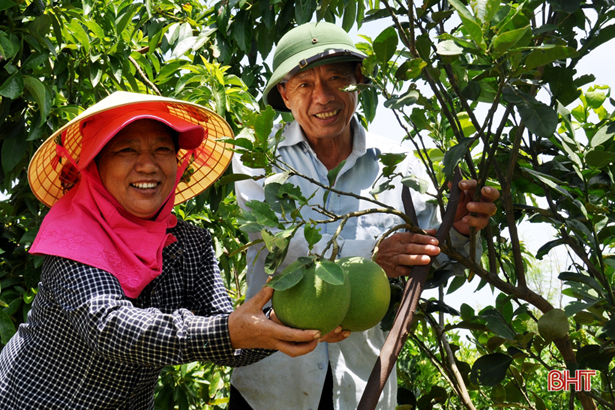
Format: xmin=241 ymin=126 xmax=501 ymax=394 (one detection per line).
xmin=1 ymin=1 xmax=614 ymax=409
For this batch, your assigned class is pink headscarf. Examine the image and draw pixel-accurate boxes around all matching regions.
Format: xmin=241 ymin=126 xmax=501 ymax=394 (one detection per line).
xmin=30 ymin=106 xmax=204 ymax=298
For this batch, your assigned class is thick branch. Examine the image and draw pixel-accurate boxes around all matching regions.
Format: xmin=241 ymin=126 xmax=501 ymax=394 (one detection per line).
xmin=358 ymin=167 xmax=463 ymax=410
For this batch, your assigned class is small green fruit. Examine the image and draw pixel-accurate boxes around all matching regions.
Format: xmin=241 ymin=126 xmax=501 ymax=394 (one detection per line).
xmin=337 ymin=256 xmax=391 ymax=332
xmin=272 ymin=264 xmax=351 ymax=335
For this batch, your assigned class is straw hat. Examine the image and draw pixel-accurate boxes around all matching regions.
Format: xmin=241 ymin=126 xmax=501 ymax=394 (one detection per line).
xmin=28 ymin=91 xmax=234 ymax=208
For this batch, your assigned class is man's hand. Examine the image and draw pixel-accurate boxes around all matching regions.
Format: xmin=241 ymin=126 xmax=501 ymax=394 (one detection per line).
xmin=375 ymin=230 xmax=440 ymax=278
xmin=228 ymin=285 xmax=320 ymax=357
xmin=452 ymin=179 xmax=500 ymax=236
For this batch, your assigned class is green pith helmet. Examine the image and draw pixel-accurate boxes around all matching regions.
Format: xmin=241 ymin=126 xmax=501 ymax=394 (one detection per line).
xmin=264 ymin=22 xmax=367 ymax=112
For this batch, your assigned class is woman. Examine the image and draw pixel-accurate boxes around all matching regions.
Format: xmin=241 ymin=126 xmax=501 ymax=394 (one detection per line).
xmin=0 ymin=92 xmax=320 ymax=409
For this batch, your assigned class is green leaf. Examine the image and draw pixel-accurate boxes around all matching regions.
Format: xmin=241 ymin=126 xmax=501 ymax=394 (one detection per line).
xmin=577 ymin=344 xmax=615 ymax=373
xmin=373 ymin=26 xmax=398 ymax=63
xmin=395 ymin=58 xmax=427 ymax=81
xmin=537 ymin=308 xmax=569 ymax=341
xmin=481 ymin=308 xmax=516 ymax=340
xmin=0 ymin=309 xmax=16 ymax=344
xmin=491 ymin=26 xmax=531 ymax=58
xmin=436 ymin=39 xmax=463 ymax=56
xmin=535 ymin=238 xmax=566 ymax=260
xmin=460 ymin=303 xmax=475 ymax=321
xmin=523 ymin=168 xmax=573 ymax=199
xmin=384 ymin=90 xmax=419 ymax=109
xmin=0 ymin=32 xmax=16 ymax=60
xmin=304 ymin=225 xmax=322 ymax=248
xmin=314 ymin=259 xmax=345 ymax=286
xmin=448 ymin=0 xmax=485 ymax=50
xmin=245 ymin=200 xmax=279 ymax=227
xmin=0 ymin=73 xmax=23 ymax=99
xmin=597 ymin=318 xmax=615 ymax=340
xmin=559 ymin=272 xmax=605 ymax=298
xmin=516 ymin=102 xmax=558 ymax=138
xmin=67 ymin=19 xmax=90 ymax=53
xmin=524 ymin=46 xmax=577 ymax=71
xmin=23 ymin=75 xmax=50 ymax=126
xmin=267 ymin=258 xmax=311 ymax=291
xmin=585 ymin=150 xmax=615 ymax=168
xmin=0 ymin=0 xmax=16 ymax=12
xmin=253 ymin=106 xmax=276 ymax=143
xmin=341 ymin=1 xmax=356 ymax=32
xmin=1 ymin=135 xmax=26 ymax=174
xmin=470 ymin=0 xmax=500 ymax=24
xmin=443 ymin=137 xmax=475 ymax=180
xmin=457 ymin=112 xmax=476 ymax=136
xmin=84 ymin=18 xmax=105 ymax=41
xmin=470 ymin=353 xmax=513 ymax=386
xmin=401 ymin=175 xmax=430 ymax=194
xmin=590 ymin=123 xmax=615 ymax=148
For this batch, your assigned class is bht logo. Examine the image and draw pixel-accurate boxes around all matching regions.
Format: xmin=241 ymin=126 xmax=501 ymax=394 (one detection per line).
xmin=548 ymin=370 xmax=596 ymax=392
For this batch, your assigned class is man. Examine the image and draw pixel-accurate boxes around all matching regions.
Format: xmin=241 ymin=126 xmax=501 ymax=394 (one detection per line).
xmin=231 ymin=22 xmax=499 ymax=410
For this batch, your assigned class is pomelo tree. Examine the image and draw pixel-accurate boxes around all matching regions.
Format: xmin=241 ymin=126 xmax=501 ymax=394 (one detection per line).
xmin=1 ymin=0 xmax=614 ymax=409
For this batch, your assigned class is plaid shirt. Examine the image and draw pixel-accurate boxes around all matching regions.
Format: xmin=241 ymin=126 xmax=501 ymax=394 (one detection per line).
xmin=0 ymin=220 xmax=271 ymax=409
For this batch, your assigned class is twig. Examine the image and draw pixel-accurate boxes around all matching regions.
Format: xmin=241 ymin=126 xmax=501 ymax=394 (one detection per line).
xmin=127 ymin=55 xmax=162 ymax=95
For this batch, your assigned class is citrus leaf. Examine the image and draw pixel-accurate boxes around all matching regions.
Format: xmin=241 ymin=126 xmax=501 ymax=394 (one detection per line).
xmin=470 ymin=353 xmax=513 ymax=386
xmin=491 ymin=26 xmax=531 ymax=58
xmin=253 ymin=106 xmax=276 ymax=142
xmin=537 ymin=308 xmax=569 ymax=341
xmin=268 ymin=261 xmax=307 ymax=291
xmin=245 ymin=200 xmax=279 ymax=227
xmin=395 ymin=58 xmax=427 ymax=81
xmin=524 ymin=46 xmax=577 ymax=71
xmin=67 ymin=19 xmax=90 ymax=52
xmin=304 ymin=225 xmax=322 ymax=248
xmin=1 ymin=135 xmax=26 ymax=174
xmin=314 ymin=259 xmax=345 ymax=286
xmin=23 ymin=75 xmax=51 ymax=126
xmin=373 ymin=26 xmax=398 ymax=63
xmin=448 ymin=0 xmax=485 ymax=50
xmin=470 ymin=0 xmax=500 ymax=23
xmin=536 ymin=238 xmax=566 ymax=260
xmin=0 ymin=73 xmax=23 ymax=99
xmin=586 ymin=150 xmax=615 ymax=168
xmin=480 ymin=308 xmax=516 ymax=340
xmin=516 ymin=102 xmax=558 ymax=137
xmin=436 ymin=39 xmax=463 ymax=56
xmin=558 ymin=272 xmax=604 ymax=297
xmin=0 ymin=309 xmax=15 ymax=344
xmin=401 ymin=175 xmax=430 ymax=194
xmin=443 ymin=137 xmax=475 ymax=180
xmin=384 ymin=90 xmax=419 ymax=109
xmin=590 ymin=123 xmax=615 ymax=148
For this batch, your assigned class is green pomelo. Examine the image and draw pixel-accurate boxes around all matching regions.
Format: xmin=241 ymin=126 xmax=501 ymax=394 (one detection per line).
xmin=272 ymin=264 xmax=351 ymax=335
xmin=337 ymin=256 xmax=391 ymax=332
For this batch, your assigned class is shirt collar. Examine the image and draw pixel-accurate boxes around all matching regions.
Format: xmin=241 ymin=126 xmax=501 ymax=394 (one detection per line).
xmin=278 ymin=116 xmax=373 ymax=157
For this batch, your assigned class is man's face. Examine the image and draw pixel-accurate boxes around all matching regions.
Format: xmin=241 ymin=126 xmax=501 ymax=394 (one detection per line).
xmin=97 ymin=119 xmax=178 ymax=219
xmin=278 ymin=62 xmax=363 ymax=144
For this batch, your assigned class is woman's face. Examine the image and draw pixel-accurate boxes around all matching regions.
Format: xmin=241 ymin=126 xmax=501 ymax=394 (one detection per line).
xmin=97 ymin=119 xmax=178 ymax=219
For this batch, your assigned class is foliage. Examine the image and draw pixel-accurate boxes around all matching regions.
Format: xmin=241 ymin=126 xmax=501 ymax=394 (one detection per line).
xmin=1 ymin=0 xmax=615 ymax=409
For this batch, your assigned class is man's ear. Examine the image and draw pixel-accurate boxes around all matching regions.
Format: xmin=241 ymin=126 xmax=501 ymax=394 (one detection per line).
xmin=355 ymin=64 xmax=365 ymax=84
xmin=277 ymin=83 xmax=292 ymax=110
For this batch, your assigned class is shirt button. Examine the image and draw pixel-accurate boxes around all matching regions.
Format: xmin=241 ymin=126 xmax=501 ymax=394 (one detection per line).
xmin=318 ymin=363 xmax=324 ymax=370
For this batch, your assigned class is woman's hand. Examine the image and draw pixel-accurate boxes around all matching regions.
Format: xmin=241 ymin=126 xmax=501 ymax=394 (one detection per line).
xmin=228 ymin=285 xmax=320 ymax=357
